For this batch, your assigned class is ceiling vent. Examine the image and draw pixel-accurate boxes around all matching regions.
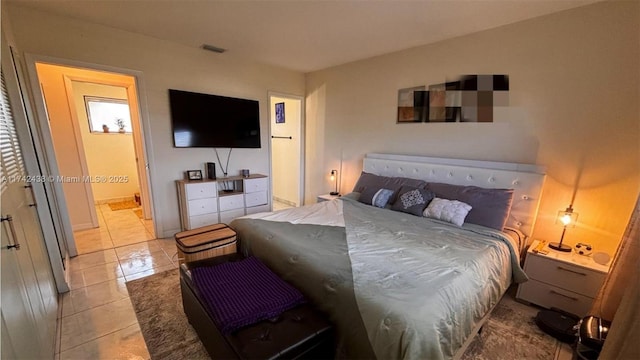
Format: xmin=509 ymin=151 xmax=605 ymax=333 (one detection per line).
xmin=202 ymin=44 xmax=226 ymax=54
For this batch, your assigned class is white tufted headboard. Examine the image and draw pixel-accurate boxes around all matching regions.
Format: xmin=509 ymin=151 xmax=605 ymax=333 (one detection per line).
xmin=363 ymin=153 xmax=546 ymax=238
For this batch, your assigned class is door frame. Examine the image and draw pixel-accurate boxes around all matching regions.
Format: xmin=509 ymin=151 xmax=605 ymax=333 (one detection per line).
xmin=22 ymin=53 xmax=159 ymax=253
xmin=267 ymin=91 xmax=305 ymax=206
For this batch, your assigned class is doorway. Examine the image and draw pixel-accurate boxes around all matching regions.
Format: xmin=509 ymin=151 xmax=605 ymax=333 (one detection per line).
xmin=32 ymin=62 xmax=155 ymax=254
xmin=269 ymin=93 xmax=304 ymax=210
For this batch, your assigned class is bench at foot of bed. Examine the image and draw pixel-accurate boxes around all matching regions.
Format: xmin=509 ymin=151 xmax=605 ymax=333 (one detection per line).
xmin=180 ymin=255 xmax=336 ymax=359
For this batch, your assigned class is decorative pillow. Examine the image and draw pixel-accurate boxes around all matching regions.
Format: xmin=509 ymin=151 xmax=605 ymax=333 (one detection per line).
xmin=426 ymin=182 xmax=514 ymax=230
xmin=390 ymin=186 xmax=435 ymax=216
xmin=352 ymin=172 xmax=427 ymax=203
xmin=423 ymin=198 xmax=472 ymax=227
xmin=358 ymin=188 xmax=394 ymax=208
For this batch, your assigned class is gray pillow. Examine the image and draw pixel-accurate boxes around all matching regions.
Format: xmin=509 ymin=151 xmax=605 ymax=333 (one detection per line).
xmin=352 ymin=172 xmax=427 ymax=203
xmin=391 ymin=186 xmax=435 ymax=216
xmin=359 ymin=188 xmax=394 ymax=208
xmin=425 ymin=182 xmax=514 ymax=230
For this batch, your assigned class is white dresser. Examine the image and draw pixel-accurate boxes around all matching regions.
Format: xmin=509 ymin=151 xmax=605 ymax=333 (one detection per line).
xmin=516 ymin=240 xmax=610 ymax=317
xmin=177 ymin=174 xmax=270 ymax=230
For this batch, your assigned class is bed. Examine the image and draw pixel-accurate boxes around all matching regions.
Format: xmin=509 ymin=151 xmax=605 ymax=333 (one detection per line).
xmin=230 ymin=153 xmax=546 ymax=360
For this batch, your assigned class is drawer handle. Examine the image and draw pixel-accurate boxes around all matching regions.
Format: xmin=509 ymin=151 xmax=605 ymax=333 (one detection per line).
xmin=549 ymin=290 xmax=579 ymax=301
xmin=557 ymin=266 xmax=587 ymax=276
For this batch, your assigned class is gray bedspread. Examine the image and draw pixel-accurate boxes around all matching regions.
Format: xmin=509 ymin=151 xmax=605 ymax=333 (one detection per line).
xmin=230 ymin=198 xmax=526 ymax=360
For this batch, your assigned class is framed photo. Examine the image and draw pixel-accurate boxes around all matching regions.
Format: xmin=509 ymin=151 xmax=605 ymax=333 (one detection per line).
xmin=397 ymin=86 xmax=426 ymax=123
xmin=185 ymin=170 xmax=203 ymax=181
xmin=275 ymin=102 xmax=285 ymax=124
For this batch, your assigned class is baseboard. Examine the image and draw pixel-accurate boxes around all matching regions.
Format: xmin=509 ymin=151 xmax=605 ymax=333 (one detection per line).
xmin=161 ymin=228 xmax=182 ymax=239
xmin=94 ymin=196 xmax=135 ymax=205
xmin=72 ymin=223 xmax=96 ymax=231
xmin=273 ymin=196 xmax=297 ymax=207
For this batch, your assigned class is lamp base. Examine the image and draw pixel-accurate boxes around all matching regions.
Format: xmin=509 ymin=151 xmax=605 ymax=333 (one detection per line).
xmin=548 ymin=242 xmax=572 ymax=252
xmin=329 ymin=192 xmax=339 ymax=196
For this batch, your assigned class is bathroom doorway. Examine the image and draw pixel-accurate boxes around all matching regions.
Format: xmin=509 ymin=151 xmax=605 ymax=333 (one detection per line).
xmin=31 ymin=62 xmax=155 ymax=254
xmin=269 ymin=93 xmax=304 ymax=210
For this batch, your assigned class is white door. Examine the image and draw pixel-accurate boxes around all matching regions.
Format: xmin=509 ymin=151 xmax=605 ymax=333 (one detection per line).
xmin=269 ymin=94 xmax=304 ymax=208
xmin=1 ymin=67 xmax=58 ymax=359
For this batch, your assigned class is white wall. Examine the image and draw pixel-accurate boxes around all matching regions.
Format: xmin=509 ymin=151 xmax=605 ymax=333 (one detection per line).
xmin=305 ymin=1 xmax=640 ymax=255
xmin=7 ymin=4 xmax=305 ymax=237
xmin=71 ymin=81 xmax=140 ymax=202
xmin=270 ymin=96 xmax=301 ymax=205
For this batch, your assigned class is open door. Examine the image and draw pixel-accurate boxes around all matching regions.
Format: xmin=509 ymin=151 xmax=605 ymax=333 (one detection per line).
xmin=269 ymin=93 xmax=304 ymax=209
xmin=25 ymin=57 xmax=156 ymax=254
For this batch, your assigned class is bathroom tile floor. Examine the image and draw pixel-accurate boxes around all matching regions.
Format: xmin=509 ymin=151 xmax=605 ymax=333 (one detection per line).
xmin=59 ymin=205 xmax=174 ymax=359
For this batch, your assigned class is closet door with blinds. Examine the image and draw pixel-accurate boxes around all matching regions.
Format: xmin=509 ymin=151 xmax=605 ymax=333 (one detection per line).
xmin=1 ymin=64 xmax=58 ymax=358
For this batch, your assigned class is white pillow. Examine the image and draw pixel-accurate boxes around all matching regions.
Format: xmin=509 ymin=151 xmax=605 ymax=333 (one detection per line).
xmin=423 ymin=197 xmax=472 ymax=226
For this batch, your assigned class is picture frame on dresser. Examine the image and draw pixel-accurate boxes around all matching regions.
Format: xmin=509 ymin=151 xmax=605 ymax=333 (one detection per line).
xmin=186 ymin=170 xmax=203 ymax=181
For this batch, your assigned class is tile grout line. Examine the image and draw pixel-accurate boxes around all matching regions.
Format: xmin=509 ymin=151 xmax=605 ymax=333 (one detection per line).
xmin=59 ymin=322 xmax=142 ymax=356
xmin=60 ymin=292 xmax=132 ymax=319
xmin=64 ymin=204 xmax=161 ymax=358
xmin=98 ymin=205 xmax=117 ymax=251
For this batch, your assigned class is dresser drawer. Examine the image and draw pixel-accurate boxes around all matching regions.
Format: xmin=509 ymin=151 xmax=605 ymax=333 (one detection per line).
xmin=219 ymin=194 xmax=244 ymax=211
xmin=185 ymin=182 xmax=217 ymax=200
xmin=219 ymin=209 xmax=245 ymax=225
xmin=245 ymin=204 xmax=270 ymax=215
xmin=188 ymin=198 xmax=218 ymax=216
xmin=188 ymin=213 xmax=219 ymax=229
xmin=518 ymin=279 xmax=594 ymax=317
xmin=525 ymin=254 xmax=606 ymax=297
xmin=245 ymin=178 xmax=268 ymax=193
xmin=245 ymin=191 xmax=268 ymax=207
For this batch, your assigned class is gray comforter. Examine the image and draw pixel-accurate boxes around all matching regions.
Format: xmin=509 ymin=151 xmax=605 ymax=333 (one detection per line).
xmin=230 ymin=198 xmax=526 ymax=360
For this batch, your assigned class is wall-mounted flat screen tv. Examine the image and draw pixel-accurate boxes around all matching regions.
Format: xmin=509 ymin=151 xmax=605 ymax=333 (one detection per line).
xmin=169 ymin=89 xmax=261 ymax=148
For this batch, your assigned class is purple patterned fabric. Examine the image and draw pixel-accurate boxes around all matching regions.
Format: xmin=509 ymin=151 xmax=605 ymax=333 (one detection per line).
xmin=191 ymin=257 xmax=305 ymax=334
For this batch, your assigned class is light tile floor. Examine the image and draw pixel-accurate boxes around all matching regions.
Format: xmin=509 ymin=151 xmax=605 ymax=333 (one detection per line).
xmin=73 ymin=204 xmax=155 ymax=254
xmin=59 ymin=205 xmax=176 ymax=359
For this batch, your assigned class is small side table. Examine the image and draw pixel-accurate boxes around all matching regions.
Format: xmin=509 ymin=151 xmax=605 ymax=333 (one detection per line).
xmin=317 ymin=194 xmax=341 ymax=202
xmin=516 ymin=239 xmax=610 ymax=317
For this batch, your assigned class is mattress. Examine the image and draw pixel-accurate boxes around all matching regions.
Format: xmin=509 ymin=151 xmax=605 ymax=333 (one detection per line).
xmin=230 ymin=197 xmax=527 ymax=360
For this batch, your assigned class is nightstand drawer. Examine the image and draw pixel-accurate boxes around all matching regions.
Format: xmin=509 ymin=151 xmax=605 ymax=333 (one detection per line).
xmin=525 ymin=254 xmax=605 ymax=297
xmin=518 ymin=279 xmax=594 ymax=317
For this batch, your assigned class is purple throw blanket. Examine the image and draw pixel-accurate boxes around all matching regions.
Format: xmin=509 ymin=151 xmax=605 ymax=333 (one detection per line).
xmin=191 ymin=257 xmax=305 ymax=334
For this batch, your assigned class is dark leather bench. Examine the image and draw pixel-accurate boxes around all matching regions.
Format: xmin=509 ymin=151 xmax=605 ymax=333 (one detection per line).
xmin=180 ymin=254 xmax=335 ymax=359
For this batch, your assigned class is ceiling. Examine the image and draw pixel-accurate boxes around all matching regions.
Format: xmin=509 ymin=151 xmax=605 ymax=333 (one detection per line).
xmin=9 ymin=0 xmax=600 ymax=73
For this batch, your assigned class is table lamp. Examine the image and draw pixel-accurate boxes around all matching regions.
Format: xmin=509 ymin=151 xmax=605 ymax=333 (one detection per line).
xmin=330 ymin=170 xmax=339 ymax=196
xmin=549 ymin=204 xmax=578 ymax=252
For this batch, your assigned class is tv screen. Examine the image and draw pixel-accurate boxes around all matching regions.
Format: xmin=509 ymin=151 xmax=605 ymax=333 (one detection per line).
xmin=169 ymin=89 xmax=261 ymax=148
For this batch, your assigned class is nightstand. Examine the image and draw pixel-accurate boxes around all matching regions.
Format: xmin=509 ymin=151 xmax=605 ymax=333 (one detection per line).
xmin=317 ymin=194 xmax=340 ymax=202
xmin=516 ymin=240 xmax=610 ymax=317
